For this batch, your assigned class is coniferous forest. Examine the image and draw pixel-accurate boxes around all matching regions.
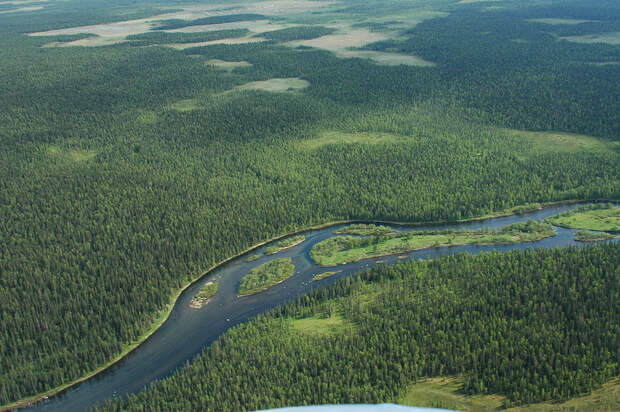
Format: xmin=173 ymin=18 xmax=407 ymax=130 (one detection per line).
xmin=0 ymin=0 xmax=619 ymax=409
xmin=101 ymin=244 xmax=620 ymax=410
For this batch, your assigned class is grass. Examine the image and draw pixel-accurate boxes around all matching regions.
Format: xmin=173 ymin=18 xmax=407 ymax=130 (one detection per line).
xmin=237 ymin=78 xmax=310 ymax=93
xmin=545 ymin=204 xmax=620 ymax=232
xmin=503 ymin=129 xmax=619 ymax=159
xmin=246 ymin=254 xmax=260 ymax=262
xmin=238 ymin=257 xmax=295 ymax=296
xmin=311 ymin=221 xmax=556 ymax=266
xmin=311 ymin=271 xmax=340 ymax=281
xmin=399 ymin=376 xmax=620 ymax=411
xmin=189 ymin=281 xmax=218 ymax=308
xmin=264 ymin=235 xmax=305 ymax=255
xmin=46 ymin=145 xmax=96 ymax=162
xmin=560 ymin=32 xmax=620 ymax=46
xmin=335 ymin=223 xmax=397 ymax=236
xmin=574 ymin=230 xmax=616 ymax=242
xmin=166 ymin=99 xmax=200 ymax=112
xmin=528 ymin=18 xmax=597 ymax=25
xmin=206 ymin=59 xmax=252 ymax=72
xmin=298 ymin=130 xmax=408 ymax=149
xmin=289 ymin=313 xmax=354 ymax=337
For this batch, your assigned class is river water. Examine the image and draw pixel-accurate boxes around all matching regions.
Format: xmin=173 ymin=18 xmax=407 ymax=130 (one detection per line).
xmin=24 ymin=202 xmax=618 ymax=411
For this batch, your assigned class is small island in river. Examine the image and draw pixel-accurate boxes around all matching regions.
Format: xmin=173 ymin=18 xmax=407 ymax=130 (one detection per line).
xmin=334 ymin=223 xmax=397 ymax=236
xmin=574 ymin=230 xmax=617 ymax=242
xmin=545 ymin=203 xmax=620 ymax=232
xmin=311 ymin=220 xmax=556 ymax=266
xmin=264 ymin=235 xmax=305 ymax=255
xmin=238 ymin=258 xmax=295 ymax=296
xmin=189 ymin=281 xmax=219 ymax=309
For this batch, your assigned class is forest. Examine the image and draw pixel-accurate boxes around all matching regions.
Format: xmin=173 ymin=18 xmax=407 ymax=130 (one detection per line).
xmin=0 ymin=0 xmax=619 ymax=408
xmin=100 ymin=243 xmax=620 ymax=410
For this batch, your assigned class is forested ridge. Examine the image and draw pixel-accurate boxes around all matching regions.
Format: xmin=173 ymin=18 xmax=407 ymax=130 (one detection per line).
xmin=101 ymin=243 xmax=620 ymax=410
xmin=0 ymin=0 xmax=619 ymax=406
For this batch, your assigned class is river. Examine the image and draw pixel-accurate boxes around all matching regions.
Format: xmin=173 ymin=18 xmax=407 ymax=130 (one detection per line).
xmin=23 ymin=202 xmax=619 ymax=411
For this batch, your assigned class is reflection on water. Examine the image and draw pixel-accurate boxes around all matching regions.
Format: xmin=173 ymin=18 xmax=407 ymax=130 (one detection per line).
xmin=28 ymin=202 xmax=618 ymax=411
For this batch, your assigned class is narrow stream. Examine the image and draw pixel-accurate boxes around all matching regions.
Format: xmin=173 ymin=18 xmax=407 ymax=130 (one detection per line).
xmin=24 ymin=202 xmax=618 ymax=411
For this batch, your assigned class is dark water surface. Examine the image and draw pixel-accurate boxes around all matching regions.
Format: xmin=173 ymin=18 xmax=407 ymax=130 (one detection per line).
xmin=25 ymin=203 xmax=619 ymax=411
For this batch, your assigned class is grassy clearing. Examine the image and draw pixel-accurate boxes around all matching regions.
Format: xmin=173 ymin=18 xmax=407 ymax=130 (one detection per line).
xmin=311 ymin=271 xmax=340 ymax=281
xmin=0 ymin=5 xmax=43 ymax=13
xmin=588 ymin=61 xmax=620 ymax=67
xmin=189 ymin=281 xmax=218 ymax=309
xmin=285 ymin=26 xmax=433 ymax=66
xmin=311 ymin=221 xmax=555 ymax=266
xmin=528 ymin=18 xmax=597 ymax=25
xmin=264 ymin=235 xmax=305 ymax=255
xmin=238 ymin=258 xmax=295 ymax=296
xmin=457 ymin=0 xmax=502 ymax=4
xmin=575 ymin=230 xmax=617 ymax=242
xmin=206 ymin=59 xmax=252 ymax=71
xmin=166 ymin=99 xmax=200 ymax=112
xmin=237 ymin=78 xmax=310 ymax=92
xmin=335 ymin=224 xmax=397 ymax=236
xmin=560 ymin=32 xmax=620 ymax=46
xmin=46 ymin=146 xmax=96 ymax=163
xmin=400 ymin=376 xmax=620 ymax=411
xmin=289 ymin=313 xmax=353 ymax=337
xmin=504 ymin=129 xmax=619 ymax=159
xmin=546 ymin=204 xmax=620 ymax=232
xmin=166 ymin=36 xmax=266 ymax=49
xmin=246 ymin=254 xmax=260 ymax=263
xmin=298 ymin=130 xmax=408 ymax=149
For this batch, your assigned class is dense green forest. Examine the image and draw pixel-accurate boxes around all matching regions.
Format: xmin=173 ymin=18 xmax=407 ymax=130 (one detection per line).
xmin=0 ymin=0 xmax=619 ymax=407
xmin=99 ymin=243 xmax=620 ymax=410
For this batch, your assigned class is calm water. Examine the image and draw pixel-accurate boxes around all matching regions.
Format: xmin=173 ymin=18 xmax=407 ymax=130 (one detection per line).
xmin=23 ymin=202 xmax=618 ymax=411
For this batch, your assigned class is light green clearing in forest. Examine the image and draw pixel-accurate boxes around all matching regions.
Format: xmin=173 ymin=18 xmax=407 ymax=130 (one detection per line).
xmin=237 ymin=78 xmax=310 ymax=92
xmin=528 ymin=18 xmax=598 ymax=25
xmin=545 ymin=204 xmax=620 ymax=232
xmin=399 ymin=376 xmax=620 ymax=412
xmin=46 ymin=145 xmax=96 ymax=162
xmin=238 ymin=257 xmax=295 ymax=296
xmin=504 ymin=129 xmax=620 ymax=158
xmin=560 ymin=32 xmax=620 ymax=46
xmin=206 ymin=59 xmax=253 ymax=71
xmin=311 ymin=221 xmax=556 ymax=266
xmin=299 ymin=131 xmax=409 ymax=149
xmin=289 ymin=313 xmax=354 ymax=337
xmin=166 ymin=99 xmax=200 ymax=112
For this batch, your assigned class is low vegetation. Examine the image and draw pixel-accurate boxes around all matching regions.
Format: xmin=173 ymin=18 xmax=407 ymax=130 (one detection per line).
xmin=236 ymin=77 xmax=310 ymax=92
xmin=246 ymin=254 xmax=260 ymax=263
xmin=311 ymin=221 xmax=556 ymax=266
xmin=400 ymin=376 xmax=620 ymax=412
xmin=238 ymin=258 xmax=295 ymax=296
xmin=574 ymin=230 xmax=617 ymax=242
xmin=189 ymin=281 xmax=218 ymax=309
xmin=311 ymin=271 xmax=340 ymax=282
xmin=289 ymin=313 xmax=353 ymax=337
xmin=264 ymin=235 xmax=305 ymax=255
xmin=335 ymin=224 xmax=397 ymax=236
xmin=126 ymin=30 xmax=250 ymax=46
xmin=546 ymin=204 xmax=620 ymax=232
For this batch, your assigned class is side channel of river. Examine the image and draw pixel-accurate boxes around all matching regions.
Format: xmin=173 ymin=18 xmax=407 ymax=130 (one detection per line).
xmin=25 ymin=202 xmax=619 ymax=411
